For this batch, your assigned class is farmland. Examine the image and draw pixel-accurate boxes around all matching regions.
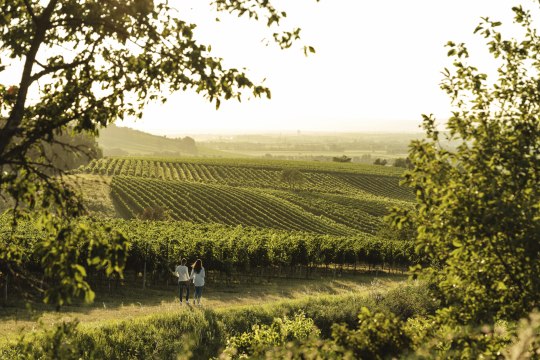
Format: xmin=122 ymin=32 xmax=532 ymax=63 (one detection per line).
xmin=73 ymin=157 xmax=417 ymax=273
xmin=77 ymin=157 xmax=413 ymax=234
xmin=0 ymin=156 xmax=418 ymax=356
xmin=3 ymin=156 xmax=417 ymax=289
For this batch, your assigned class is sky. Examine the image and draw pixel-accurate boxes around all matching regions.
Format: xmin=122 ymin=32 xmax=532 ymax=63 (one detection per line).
xmin=123 ymin=0 xmax=523 ymax=136
xmin=4 ymin=0 xmax=528 ymax=135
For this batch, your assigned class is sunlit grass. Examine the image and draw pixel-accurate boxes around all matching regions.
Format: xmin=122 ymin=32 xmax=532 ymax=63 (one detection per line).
xmin=0 ymin=273 xmax=405 ymax=343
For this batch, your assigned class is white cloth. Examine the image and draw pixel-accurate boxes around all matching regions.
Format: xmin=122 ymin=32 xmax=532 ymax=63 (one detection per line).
xmin=175 ymin=265 xmax=190 ymax=282
xmin=190 ymin=267 xmax=205 ymax=287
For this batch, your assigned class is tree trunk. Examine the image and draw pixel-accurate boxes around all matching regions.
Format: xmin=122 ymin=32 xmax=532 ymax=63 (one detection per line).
xmin=143 ymin=259 xmax=147 ymax=290
xmin=3 ymin=275 xmax=7 ymax=304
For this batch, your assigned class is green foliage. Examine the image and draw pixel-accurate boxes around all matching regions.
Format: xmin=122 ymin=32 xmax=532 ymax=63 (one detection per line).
xmin=411 ymin=311 xmax=539 ymax=360
xmin=404 ymin=309 xmax=514 ymax=359
xmin=0 ymin=214 xmax=128 ymax=307
xmin=393 ymin=157 xmax=411 ymax=169
xmin=373 ymin=158 xmax=388 ymax=166
xmin=0 ymin=216 xmax=418 ymax=287
xmin=9 ymin=321 xmax=92 ymax=360
xmin=331 ymin=307 xmax=411 ymax=359
xmin=395 ymin=3 xmax=540 ymax=322
xmin=263 ymin=307 xmax=411 ymax=360
xmin=137 ymin=206 xmax=170 ymax=221
xmin=222 ymin=312 xmax=320 ymax=359
xmin=372 ymin=281 xmax=440 ymax=320
xmin=332 ymin=155 xmax=352 ymax=163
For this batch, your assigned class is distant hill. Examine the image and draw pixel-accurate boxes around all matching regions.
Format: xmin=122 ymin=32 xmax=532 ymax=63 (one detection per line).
xmin=98 ymin=125 xmax=198 ymax=156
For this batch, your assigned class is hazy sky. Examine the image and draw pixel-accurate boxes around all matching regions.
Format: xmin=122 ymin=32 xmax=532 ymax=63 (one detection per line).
xmin=123 ymin=0 xmax=522 ymax=135
xmin=6 ymin=1 xmax=528 ymax=135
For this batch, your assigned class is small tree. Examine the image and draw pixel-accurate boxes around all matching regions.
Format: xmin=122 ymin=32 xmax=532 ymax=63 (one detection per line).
xmin=281 ymin=169 xmax=305 ymax=190
xmin=332 ymin=155 xmax=352 ymax=163
xmin=138 ymin=206 xmax=170 ymax=221
xmin=0 ymin=0 xmax=316 ymax=307
xmin=393 ymin=157 xmax=411 ymax=169
xmin=392 ymin=4 xmax=540 ymax=322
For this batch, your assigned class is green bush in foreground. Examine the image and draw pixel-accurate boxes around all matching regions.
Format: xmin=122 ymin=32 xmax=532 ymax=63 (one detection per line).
xmin=221 ymin=312 xmax=320 ymax=359
xmin=260 ymin=307 xmax=410 ymax=360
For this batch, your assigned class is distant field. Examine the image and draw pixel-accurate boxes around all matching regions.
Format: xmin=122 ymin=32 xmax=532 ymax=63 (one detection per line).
xmin=81 ymin=156 xmax=407 ymax=176
xmin=80 ymin=157 xmax=411 ymax=197
xmin=75 ymin=157 xmax=413 ymax=235
xmin=220 ymin=149 xmax=408 ymax=160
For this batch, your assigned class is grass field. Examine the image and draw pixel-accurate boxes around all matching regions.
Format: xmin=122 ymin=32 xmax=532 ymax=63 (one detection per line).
xmin=0 ymin=273 xmax=405 ymax=344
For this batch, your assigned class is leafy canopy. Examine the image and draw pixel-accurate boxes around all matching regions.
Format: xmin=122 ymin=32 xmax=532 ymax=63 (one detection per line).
xmin=0 ymin=0 xmax=316 ymax=307
xmin=393 ymin=3 xmax=540 ymax=322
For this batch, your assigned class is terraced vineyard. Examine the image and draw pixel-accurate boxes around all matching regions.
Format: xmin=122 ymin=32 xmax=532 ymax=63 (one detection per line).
xmin=111 ymin=176 xmax=353 ymax=235
xmin=81 ymin=157 xmax=413 ymax=200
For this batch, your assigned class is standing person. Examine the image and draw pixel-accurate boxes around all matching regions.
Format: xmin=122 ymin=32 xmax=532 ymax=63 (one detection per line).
xmin=174 ymin=258 xmax=190 ymax=304
xmin=190 ymin=259 xmax=205 ymax=306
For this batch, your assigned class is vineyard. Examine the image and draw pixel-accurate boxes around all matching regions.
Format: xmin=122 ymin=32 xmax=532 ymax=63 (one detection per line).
xmin=0 ymin=215 xmax=418 ymax=291
xmin=19 ymin=156 xmax=422 ymax=289
xmin=79 ymin=157 xmax=413 ymax=201
xmin=110 ymin=176 xmax=353 ymax=235
xmin=72 ymin=157 xmax=419 ymax=240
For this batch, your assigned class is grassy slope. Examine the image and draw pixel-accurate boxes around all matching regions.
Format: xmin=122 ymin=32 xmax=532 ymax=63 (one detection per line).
xmin=98 ymin=125 xmax=197 ymax=155
xmin=66 ymin=174 xmax=116 ymax=217
xmin=0 ymin=274 xmax=405 ymax=344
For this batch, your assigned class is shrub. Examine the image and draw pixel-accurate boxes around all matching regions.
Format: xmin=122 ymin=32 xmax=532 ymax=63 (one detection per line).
xmin=221 ymin=312 xmax=320 ymax=359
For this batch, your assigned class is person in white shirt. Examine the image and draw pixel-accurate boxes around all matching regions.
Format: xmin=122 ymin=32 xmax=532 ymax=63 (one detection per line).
xmin=190 ymin=259 xmax=205 ymax=305
xmin=174 ymin=258 xmax=190 ymax=304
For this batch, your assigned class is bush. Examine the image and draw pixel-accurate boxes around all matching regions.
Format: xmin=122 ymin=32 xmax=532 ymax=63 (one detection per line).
xmin=221 ymin=312 xmax=320 ymax=359
xmin=264 ymin=307 xmax=411 ymax=360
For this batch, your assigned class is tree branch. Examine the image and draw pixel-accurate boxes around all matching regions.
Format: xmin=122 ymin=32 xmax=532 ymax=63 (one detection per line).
xmin=0 ymin=0 xmax=59 ymax=157
xmin=22 ymin=0 xmax=38 ymax=24
xmin=30 ymin=59 xmax=87 ymax=83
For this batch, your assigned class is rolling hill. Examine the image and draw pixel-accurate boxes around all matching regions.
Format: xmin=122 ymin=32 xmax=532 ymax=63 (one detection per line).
xmin=77 ymin=157 xmax=413 ymax=236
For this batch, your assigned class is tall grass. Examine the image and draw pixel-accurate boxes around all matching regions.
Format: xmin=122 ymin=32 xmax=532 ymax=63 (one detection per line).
xmin=1 ymin=282 xmax=435 ymax=359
